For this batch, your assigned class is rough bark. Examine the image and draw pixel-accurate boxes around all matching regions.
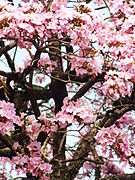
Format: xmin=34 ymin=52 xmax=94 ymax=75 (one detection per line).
xmin=48 ymin=38 xmax=68 ymax=180
xmin=101 ymin=173 xmax=135 ymax=180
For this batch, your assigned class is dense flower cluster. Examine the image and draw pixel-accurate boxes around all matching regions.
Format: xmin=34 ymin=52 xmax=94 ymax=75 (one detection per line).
xmin=103 ymin=70 xmax=133 ymax=100
xmin=0 ymin=1 xmax=104 ymax=76
xmin=0 ymin=0 xmax=134 ymax=84
xmin=0 ymin=111 xmax=53 ymax=179
xmin=0 ymin=100 xmax=22 ymax=134
xmin=55 ymin=97 xmax=95 ymax=127
xmin=12 ymin=141 xmax=52 ymax=180
xmin=95 ymin=113 xmax=135 ymax=166
xmin=83 ymin=160 xmax=124 ymax=177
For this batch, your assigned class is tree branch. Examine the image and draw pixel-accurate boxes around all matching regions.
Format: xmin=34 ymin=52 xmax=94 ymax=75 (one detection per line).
xmin=49 ymin=38 xmax=68 ymax=179
xmin=66 ymin=103 xmax=135 ymax=179
xmin=101 ymin=173 xmax=135 ymax=180
xmin=0 ymin=41 xmax=16 ymax=57
xmin=0 ymin=132 xmax=16 ymax=158
xmin=0 ymin=41 xmax=15 ymax=71
xmin=71 ymin=73 xmax=104 ymax=101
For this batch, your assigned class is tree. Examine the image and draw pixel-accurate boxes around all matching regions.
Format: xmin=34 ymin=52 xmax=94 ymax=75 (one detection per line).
xmin=0 ymin=0 xmax=135 ymax=179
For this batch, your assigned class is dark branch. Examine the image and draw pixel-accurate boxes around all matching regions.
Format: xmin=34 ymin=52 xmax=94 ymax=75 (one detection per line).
xmin=0 ymin=147 xmax=15 ymax=158
xmin=49 ymin=38 xmax=68 ymax=179
xmin=101 ymin=173 xmax=135 ymax=180
xmin=71 ymin=73 xmax=104 ymax=101
xmin=0 ymin=41 xmax=16 ymax=57
xmin=0 ymin=41 xmax=15 ymax=71
xmin=0 ymin=132 xmax=16 ymax=158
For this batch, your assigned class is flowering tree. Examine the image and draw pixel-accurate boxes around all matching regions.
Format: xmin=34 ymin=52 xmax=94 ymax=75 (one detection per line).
xmin=0 ymin=0 xmax=135 ymax=179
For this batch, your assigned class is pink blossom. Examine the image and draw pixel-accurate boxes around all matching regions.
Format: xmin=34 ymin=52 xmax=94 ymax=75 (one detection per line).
xmin=0 ymin=101 xmax=22 ymax=134
xmin=55 ymin=98 xmax=95 ymax=126
xmin=0 ymin=0 xmax=135 ymax=179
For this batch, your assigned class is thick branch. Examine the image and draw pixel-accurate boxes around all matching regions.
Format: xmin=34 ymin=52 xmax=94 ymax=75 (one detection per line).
xmin=21 ymin=49 xmax=41 ymax=79
xmin=49 ymin=38 xmax=68 ymax=180
xmin=0 ymin=71 xmax=52 ymax=102
xmin=59 ymin=72 xmax=91 ymax=83
xmin=71 ymin=73 xmax=104 ymax=101
xmin=0 ymin=41 xmax=16 ymax=57
xmin=13 ymin=50 xmax=41 ymax=117
xmin=0 ymin=132 xmax=16 ymax=158
xmin=4 ymin=52 xmax=15 ymax=71
xmin=99 ymin=103 xmax=135 ymax=127
xmin=25 ymin=86 xmax=41 ymax=118
xmin=102 ymin=173 xmax=135 ymax=180
xmin=0 ymin=147 xmax=15 ymax=158
xmin=46 ymin=0 xmax=53 ymax=11
xmin=0 ymin=41 xmax=15 ymax=71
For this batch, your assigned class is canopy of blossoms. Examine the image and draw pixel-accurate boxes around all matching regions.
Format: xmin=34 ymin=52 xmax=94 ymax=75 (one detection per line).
xmin=0 ymin=0 xmax=135 ymax=179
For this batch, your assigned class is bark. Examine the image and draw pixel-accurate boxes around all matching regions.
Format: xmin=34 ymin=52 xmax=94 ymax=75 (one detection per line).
xmin=48 ymin=38 xmax=68 ymax=180
xmin=102 ymin=173 xmax=135 ymax=180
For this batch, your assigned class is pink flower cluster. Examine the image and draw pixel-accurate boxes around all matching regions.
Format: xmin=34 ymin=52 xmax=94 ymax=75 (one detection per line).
xmin=0 ymin=107 xmax=55 ymax=179
xmin=69 ymin=54 xmax=103 ymax=76
xmin=0 ymin=1 xmax=72 ymax=46
xmin=95 ymin=121 xmax=135 ymax=166
xmin=0 ymin=1 xmax=104 ymax=77
xmin=0 ymin=0 xmax=134 ymax=79
xmin=1 ymin=113 xmax=54 ymax=179
xmin=55 ymin=98 xmax=95 ymax=127
xmin=38 ymin=56 xmax=57 ymax=74
xmin=25 ymin=116 xmax=41 ymax=141
xmin=102 ymin=70 xmax=133 ymax=100
xmin=101 ymin=161 xmax=124 ymax=176
xmin=82 ymin=160 xmax=124 ymax=177
xmin=26 ymin=114 xmax=57 ymax=140
xmin=0 ymin=0 xmax=135 ymax=178
xmin=0 ymin=100 xmax=22 ymax=134
xmin=12 ymin=141 xmax=52 ymax=179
